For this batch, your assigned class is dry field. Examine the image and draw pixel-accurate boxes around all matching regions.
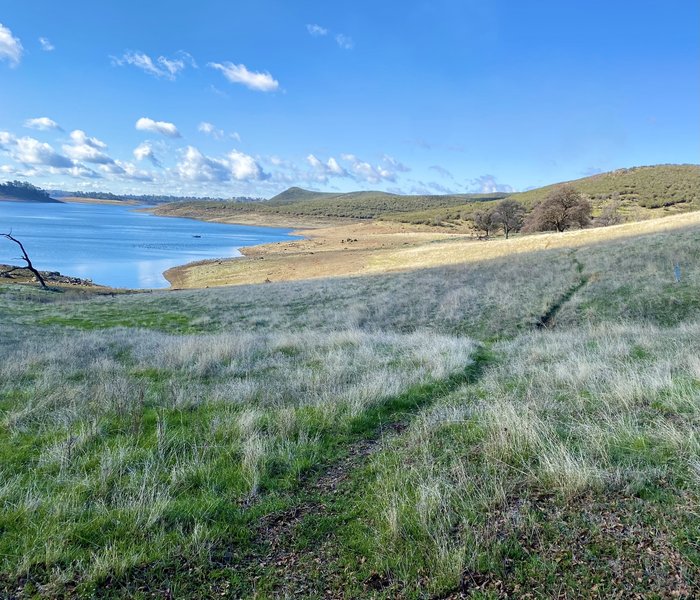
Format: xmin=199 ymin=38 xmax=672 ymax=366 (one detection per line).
xmin=164 ymin=210 xmax=700 ymax=289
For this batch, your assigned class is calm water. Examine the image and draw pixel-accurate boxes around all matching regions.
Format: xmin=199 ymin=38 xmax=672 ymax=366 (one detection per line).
xmin=0 ymin=201 xmax=298 ymax=288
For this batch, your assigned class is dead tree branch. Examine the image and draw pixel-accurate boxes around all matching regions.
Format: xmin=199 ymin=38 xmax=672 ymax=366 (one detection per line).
xmin=1 ymin=233 xmax=48 ymax=289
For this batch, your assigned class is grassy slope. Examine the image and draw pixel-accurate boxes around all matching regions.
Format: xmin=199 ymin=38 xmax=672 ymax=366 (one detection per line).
xmin=154 ymin=189 xmax=505 ymax=221
xmin=391 ymin=164 xmax=700 ymax=226
xmin=153 ymin=164 xmax=700 ymax=226
xmin=1 ymin=216 xmax=699 ymax=597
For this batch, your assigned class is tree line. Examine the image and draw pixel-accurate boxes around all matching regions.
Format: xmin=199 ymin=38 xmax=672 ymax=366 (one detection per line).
xmin=473 ymin=185 xmax=593 ymax=239
xmin=0 ymin=181 xmax=54 ymax=202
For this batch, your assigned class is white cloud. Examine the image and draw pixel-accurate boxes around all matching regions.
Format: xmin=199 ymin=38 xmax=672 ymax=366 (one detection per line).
xmin=0 ymin=131 xmax=16 ymax=148
xmin=66 ymin=165 xmax=102 ymax=179
xmin=63 ymin=130 xmax=114 ymax=164
xmin=112 ymin=50 xmax=195 ymax=80
xmin=382 ymin=155 xmax=410 ymax=173
xmin=198 ymin=121 xmax=224 ymax=139
xmin=335 ymin=34 xmax=354 ymax=50
xmin=133 ymin=141 xmax=161 ymax=167
xmin=469 ymin=174 xmax=514 ymax=194
xmin=39 ymin=37 xmax=54 ymax=52
xmin=306 ymin=24 xmax=328 ymax=36
xmin=306 ymin=154 xmax=348 ymax=181
xmin=177 ymin=146 xmax=266 ymax=183
xmin=350 ymin=159 xmax=393 ymax=183
xmin=14 ymin=136 xmax=73 ymax=168
xmin=177 ymin=146 xmax=229 ymax=182
xmin=135 ymin=117 xmax=181 ymax=138
xmin=208 ymin=62 xmax=279 ymax=92
xmin=101 ymin=160 xmax=154 ymax=181
xmin=228 ymin=150 xmax=264 ymax=181
xmin=326 ymin=157 xmax=345 ymax=175
xmin=24 ymin=117 xmax=62 ymax=131
xmin=0 ymin=23 xmax=23 ymax=67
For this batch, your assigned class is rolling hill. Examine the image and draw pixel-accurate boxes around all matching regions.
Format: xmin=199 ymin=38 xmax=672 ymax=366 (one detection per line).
xmin=153 ymin=164 xmax=700 ymax=226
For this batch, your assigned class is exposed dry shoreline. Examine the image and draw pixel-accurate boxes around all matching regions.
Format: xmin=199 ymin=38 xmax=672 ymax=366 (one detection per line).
xmin=154 ymin=206 xmax=700 ymax=290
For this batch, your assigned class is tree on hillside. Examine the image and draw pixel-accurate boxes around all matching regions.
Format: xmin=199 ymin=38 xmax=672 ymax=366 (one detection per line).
xmin=523 ymin=185 xmax=591 ymax=232
xmin=595 ymin=197 xmax=624 ymax=227
xmin=473 ymin=209 xmax=497 ymax=238
xmin=1 ymin=233 xmax=48 ymax=289
xmin=491 ymin=199 xmax=525 ymax=239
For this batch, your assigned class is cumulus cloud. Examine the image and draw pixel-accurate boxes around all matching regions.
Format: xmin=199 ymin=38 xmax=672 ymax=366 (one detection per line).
xmin=382 ymin=155 xmax=410 ymax=173
xmin=177 ymin=146 xmax=266 ymax=183
xmin=63 ymin=130 xmax=114 ymax=164
xmin=228 ymin=150 xmax=264 ymax=180
xmin=306 ymin=154 xmax=348 ymax=181
xmin=335 ymin=34 xmax=354 ymax=50
xmin=304 ymin=153 xmax=403 ymax=184
xmin=101 ymin=160 xmax=154 ymax=181
xmin=349 ymin=159 xmax=393 ymax=183
xmin=112 ymin=50 xmax=196 ymax=80
xmin=133 ymin=141 xmax=161 ymax=167
xmin=24 ymin=117 xmax=62 ymax=131
xmin=306 ymin=24 xmax=328 ymax=36
xmin=14 ymin=136 xmax=73 ymax=168
xmin=208 ymin=62 xmax=279 ymax=92
xmin=469 ymin=174 xmax=514 ymax=194
xmin=0 ymin=23 xmax=23 ymax=67
xmin=135 ymin=117 xmax=181 ymax=138
xmin=39 ymin=37 xmax=54 ymax=51
xmin=66 ymin=165 xmax=102 ymax=179
xmin=198 ymin=121 xmax=224 ymax=139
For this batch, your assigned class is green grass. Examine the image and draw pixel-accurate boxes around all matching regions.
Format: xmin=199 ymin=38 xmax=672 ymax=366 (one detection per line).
xmin=1 ymin=218 xmax=700 ymax=597
xmin=382 ymin=164 xmax=700 ymax=227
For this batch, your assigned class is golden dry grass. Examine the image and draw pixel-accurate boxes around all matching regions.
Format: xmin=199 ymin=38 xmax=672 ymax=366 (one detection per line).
xmin=166 ymin=210 xmax=700 ymax=289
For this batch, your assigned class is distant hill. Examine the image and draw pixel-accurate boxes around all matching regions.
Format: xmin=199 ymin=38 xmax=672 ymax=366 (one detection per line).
xmin=509 ymin=164 xmax=700 ymax=209
xmin=152 ymin=164 xmax=700 ymax=226
xmin=390 ymin=164 xmax=700 ymax=225
xmin=0 ymin=181 xmax=61 ymax=203
xmin=265 ymin=187 xmax=506 ymax=218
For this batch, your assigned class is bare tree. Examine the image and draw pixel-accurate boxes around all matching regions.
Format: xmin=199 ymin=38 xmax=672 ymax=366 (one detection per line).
xmin=523 ymin=185 xmax=591 ymax=232
xmin=473 ymin=209 xmax=497 ymax=238
xmin=595 ymin=197 xmax=624 ymax=227
xmin=491 ymin=199 xmax=525 ymax=239
xmin=1 ymin=232 xmax=48 ymax=289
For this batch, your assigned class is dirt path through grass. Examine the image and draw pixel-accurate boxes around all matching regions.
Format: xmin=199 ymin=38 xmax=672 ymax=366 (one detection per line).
xmin=535 ymin=253 xmax=589 ymax=329
xmin=223 ymin=346 xmax=494 ymax=598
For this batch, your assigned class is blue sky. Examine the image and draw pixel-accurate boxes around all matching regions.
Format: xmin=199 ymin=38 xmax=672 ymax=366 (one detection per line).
xmin=0 ymin=0 xmax=698 ymax=198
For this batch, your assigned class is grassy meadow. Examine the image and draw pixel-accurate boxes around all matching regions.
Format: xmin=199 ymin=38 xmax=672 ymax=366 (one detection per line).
xmin=1 ymin=212 xmax=699 ymax=597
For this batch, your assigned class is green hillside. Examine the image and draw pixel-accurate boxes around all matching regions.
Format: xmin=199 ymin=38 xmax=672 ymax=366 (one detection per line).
xmin=155 ymin=189 xmax=505 ymax=221
xmin=154 ymin=164 xmax=700 ymax=226
xmin=510 ymin=164 xmax=700 ymax=209
xmin=388 ymin=164 xmax=700 ymax=226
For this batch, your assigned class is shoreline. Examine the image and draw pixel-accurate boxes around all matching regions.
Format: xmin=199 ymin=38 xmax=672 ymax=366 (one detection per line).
xmin=160 ymin=209 xmax=700 ymax=290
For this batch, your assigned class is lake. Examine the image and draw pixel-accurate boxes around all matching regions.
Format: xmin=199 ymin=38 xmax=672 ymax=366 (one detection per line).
xmin=0 ymin=201 xmax=298 ymax=289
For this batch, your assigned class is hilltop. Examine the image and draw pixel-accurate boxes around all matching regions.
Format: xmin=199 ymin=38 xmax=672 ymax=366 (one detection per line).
xmin=153 ymin=164 xmax=700 ymax=227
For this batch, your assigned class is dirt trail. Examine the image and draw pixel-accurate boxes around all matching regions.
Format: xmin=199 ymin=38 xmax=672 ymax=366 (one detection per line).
xmin=225 ymin=347 xmax=493 ymax=597
xmin=535 ymin=254 xmax=589 ymax=330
